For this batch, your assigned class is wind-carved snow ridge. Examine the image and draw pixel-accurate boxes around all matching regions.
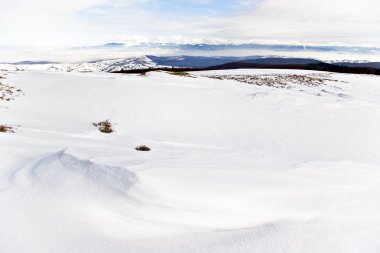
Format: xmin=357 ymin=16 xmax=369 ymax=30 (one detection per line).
xmin=4 ymin=150 xmax=137 ymax=193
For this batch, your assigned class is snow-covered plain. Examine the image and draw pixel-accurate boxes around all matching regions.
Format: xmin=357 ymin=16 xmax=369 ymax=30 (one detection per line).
xmin=1 ymin=68 xmax=380 ymax=253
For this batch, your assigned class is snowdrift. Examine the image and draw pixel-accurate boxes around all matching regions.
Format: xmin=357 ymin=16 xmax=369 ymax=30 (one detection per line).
xmin=2 ymin=150 xmax=136 ymax=193
xmin=1 ymin=69 xmax=380 ymax=252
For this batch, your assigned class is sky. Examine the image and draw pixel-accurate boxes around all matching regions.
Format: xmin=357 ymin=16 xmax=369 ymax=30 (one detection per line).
xmin=0 ymin=0 xmax=380 ymax=61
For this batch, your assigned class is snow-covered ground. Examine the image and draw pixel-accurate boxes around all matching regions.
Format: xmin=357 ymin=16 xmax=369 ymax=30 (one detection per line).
xmin=1 ymin=68 xmax=380 ymax=253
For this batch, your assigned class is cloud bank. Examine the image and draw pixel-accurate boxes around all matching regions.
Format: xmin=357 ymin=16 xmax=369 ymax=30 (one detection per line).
xmin=0 ymin=0 xmax=379 ymax=59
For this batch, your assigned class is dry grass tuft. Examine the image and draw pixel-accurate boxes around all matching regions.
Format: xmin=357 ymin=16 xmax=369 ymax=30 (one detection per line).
xmin=168 ymin=72 xmax=196 ymax=78
xmin=0 ymin=124 xmax=14 ymax=133
xmin=135 ymin=145 xmax=151 ymax=151
xmin=93 ymin=120 xmax=114 ymax=133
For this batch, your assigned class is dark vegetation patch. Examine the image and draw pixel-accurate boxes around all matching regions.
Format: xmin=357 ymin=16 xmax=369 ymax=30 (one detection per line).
xmin=112 ymin=67 xmax=196 ymax=74
xmin=167 ymin=71 xmax=196 ymax=78
xmin=135 ymin=145 xmax=151 ymax=151
xmin=93 ymin=120 xmax=114 ymax=133
xmin=0 ymin=124 xmax=14 ymax=133
xmin=205 ymin=62 xmax=380 ymax=76
xmin=112 ymin=62 xmax=380 ymax=76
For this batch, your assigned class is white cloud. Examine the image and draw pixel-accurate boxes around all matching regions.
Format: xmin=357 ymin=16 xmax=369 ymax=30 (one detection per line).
xmin=0 ymin=0 xmax=379 ymax=49
xmin=0 ymin=0 xmax=136 ymax=46
xmin=225 ymin=0 xmax=380 ymax=46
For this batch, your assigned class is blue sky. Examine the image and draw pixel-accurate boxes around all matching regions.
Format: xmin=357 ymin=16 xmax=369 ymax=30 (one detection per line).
xmin=142 ymin=0 xmax=254 ymax=16
xmin=77 ymin=0 xmax=261 ymax=38
xmin=79 ymin=0 xmax=254 ymax=27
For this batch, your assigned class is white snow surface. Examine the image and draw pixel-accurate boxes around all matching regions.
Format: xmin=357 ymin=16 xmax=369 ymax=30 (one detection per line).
xmin=1 ymin=69 xmax=380 ymax=252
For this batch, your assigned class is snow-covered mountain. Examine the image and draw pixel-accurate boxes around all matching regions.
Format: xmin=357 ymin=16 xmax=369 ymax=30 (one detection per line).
xmin=47 ymin=56 xmax=166 ymax=72
xmin=0 ymin=56 xmax=167 ymax=73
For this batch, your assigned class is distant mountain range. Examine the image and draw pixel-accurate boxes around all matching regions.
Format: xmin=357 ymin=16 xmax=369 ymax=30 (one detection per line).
xmin=64 ymin=42 xmax=380 ymax=57
xmin=2 ymin=56 xmax=380 ymax=75
xmin=203 ymin=59 xmax=380 ymax=75
xmin=124 ymin=56 xmax=380 ymax=75
xmin=13 ymin=61 xmax=59 ymax=65
xmin=332 ymin=62 xmax=380 ymax=69
xmin=147 ymin=56 xmax=255 ymax=68
xmin=148 ymin=56 xmax=380 ymax=70
xmin=135 ymin=43 xmax=380 ymax=55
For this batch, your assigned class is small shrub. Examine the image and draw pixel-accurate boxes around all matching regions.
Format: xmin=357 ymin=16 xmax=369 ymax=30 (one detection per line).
xmin=168 ymin=72 xmax=196 ymax=78
xmin=135 ymin=145 xmax=151 ymax=151
xmin=0 ymin=124 xmax=13 ymax=133
xmin=93 ymin=120 xmax=113 ymax=133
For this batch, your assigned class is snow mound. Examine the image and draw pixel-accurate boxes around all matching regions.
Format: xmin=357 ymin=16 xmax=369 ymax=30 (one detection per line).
xmin=3 ymin=150 xmax=137 ymax=193
xmin=0 ymin=63 xmax=25 ymax=71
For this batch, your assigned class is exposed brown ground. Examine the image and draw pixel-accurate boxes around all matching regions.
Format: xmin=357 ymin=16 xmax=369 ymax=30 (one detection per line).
xmin=0 ymin=124 xmax=14 ymax=133
xmin=0 ymin=79 xmax=24 ymax=101
xmin=167 ymin=72 xmax=196 ymax=78
xmin=206 ymin=73 xmax=342 ymax=88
